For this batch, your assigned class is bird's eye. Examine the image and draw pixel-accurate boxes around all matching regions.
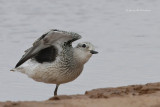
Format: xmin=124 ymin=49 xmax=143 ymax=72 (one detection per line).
xmin=82 ymin=44 xmax=86 ymax=48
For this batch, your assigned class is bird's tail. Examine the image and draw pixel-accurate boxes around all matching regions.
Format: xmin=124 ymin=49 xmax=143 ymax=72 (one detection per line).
xmin=10 ymin=68 xmax=16 ymax=72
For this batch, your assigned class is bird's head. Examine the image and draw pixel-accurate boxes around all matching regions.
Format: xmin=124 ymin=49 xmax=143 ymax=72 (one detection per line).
xmin=74 ymin=42 xmax=98 ymax=64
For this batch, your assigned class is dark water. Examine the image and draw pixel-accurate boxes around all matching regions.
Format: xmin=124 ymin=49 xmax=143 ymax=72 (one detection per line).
xmin=0 ymin=0 xmax=160 ymax=101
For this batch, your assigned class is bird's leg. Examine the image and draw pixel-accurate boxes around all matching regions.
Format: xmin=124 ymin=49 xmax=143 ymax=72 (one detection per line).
xmin=54 ymin=84 xmax=59 ymax=96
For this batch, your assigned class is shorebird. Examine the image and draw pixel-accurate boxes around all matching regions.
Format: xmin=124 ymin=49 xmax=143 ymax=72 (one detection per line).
xmin=11 ymin=29 xmax=98 ymax=96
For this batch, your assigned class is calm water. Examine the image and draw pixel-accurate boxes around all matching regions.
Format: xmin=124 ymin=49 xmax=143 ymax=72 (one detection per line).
xmin=1 ymin=0 xmax=160 ymax=101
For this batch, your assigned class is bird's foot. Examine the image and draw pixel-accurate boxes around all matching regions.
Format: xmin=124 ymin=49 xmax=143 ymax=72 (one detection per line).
xmin=48 ymin=95 xmax=72 ymax=100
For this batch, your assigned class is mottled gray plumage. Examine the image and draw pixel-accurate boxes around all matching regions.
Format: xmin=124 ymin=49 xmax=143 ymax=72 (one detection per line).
xmin=15 ymin=29 xmax=81 ymax=68
xmin=12 ymin=29 xmax=98 ymax=96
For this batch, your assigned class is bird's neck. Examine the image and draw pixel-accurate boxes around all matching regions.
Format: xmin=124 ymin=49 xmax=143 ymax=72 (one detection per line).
xmin=73 ymin=48 xmax=91 ymax=65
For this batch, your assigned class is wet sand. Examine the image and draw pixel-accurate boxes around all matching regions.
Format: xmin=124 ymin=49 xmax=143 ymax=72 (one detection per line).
xmin=1 ymin=82 xmax=160 ymax=107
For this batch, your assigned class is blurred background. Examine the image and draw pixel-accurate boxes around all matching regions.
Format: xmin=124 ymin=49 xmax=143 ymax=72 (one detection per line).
xmin=0 ymin=0 xmax=160 ymax=101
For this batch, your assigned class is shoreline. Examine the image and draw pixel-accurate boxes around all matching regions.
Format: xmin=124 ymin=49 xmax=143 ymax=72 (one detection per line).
xmin=1 ymin=82 xmax=160 ymax=107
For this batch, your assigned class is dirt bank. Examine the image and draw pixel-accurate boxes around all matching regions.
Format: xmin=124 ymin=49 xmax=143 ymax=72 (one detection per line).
xmin=1 ymin=82 xmax=160 ymax=107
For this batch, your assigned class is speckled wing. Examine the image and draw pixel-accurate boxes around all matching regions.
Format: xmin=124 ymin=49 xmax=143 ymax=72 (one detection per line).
xmin=15 ymin=29 xmax=81 ymax=68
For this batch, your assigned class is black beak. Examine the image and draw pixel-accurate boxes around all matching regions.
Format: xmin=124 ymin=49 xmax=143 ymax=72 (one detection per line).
xmin=90 ymin=50 xmax=98 ymax=54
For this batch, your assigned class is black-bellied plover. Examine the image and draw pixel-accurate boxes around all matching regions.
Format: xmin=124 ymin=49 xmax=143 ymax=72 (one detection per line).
xmin=11 ymin=29 xmax=98 ymax=96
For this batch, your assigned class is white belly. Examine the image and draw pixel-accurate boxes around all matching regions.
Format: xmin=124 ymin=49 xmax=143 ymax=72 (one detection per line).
xmin=15 ymin=59 xmax=83 ymax=84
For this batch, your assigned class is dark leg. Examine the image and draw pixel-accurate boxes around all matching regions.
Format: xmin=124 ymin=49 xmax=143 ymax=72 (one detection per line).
xmin=54 ymin=84 xmax=59 ymax=96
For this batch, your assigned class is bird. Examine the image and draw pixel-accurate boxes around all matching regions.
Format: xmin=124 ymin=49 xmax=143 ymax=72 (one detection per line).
xmin=11 ymin=29 xmax=98 ymax=96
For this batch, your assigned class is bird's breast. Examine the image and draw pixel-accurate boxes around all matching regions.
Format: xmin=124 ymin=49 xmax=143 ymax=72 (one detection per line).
xmin=30 ymin=54 xmax=84 ymax=84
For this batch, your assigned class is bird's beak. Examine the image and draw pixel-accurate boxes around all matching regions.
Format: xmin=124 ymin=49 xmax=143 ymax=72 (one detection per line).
xmin=90 ymin=50 xmax=98 ymax=54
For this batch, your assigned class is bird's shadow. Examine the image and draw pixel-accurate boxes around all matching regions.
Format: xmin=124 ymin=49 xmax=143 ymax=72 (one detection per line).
xmin=48 ymin=95 xmax=73 ymax=100
xmin=48 ymin=94 xmax=88 ymax=101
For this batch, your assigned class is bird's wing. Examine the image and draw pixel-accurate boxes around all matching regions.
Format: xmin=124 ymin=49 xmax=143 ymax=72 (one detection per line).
xmin=15 ymin=29 xmax=81 ymax=68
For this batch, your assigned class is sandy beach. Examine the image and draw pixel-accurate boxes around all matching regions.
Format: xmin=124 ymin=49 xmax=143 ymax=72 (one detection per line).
xmin=1 ymin=82 xmax=160 ymax=107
